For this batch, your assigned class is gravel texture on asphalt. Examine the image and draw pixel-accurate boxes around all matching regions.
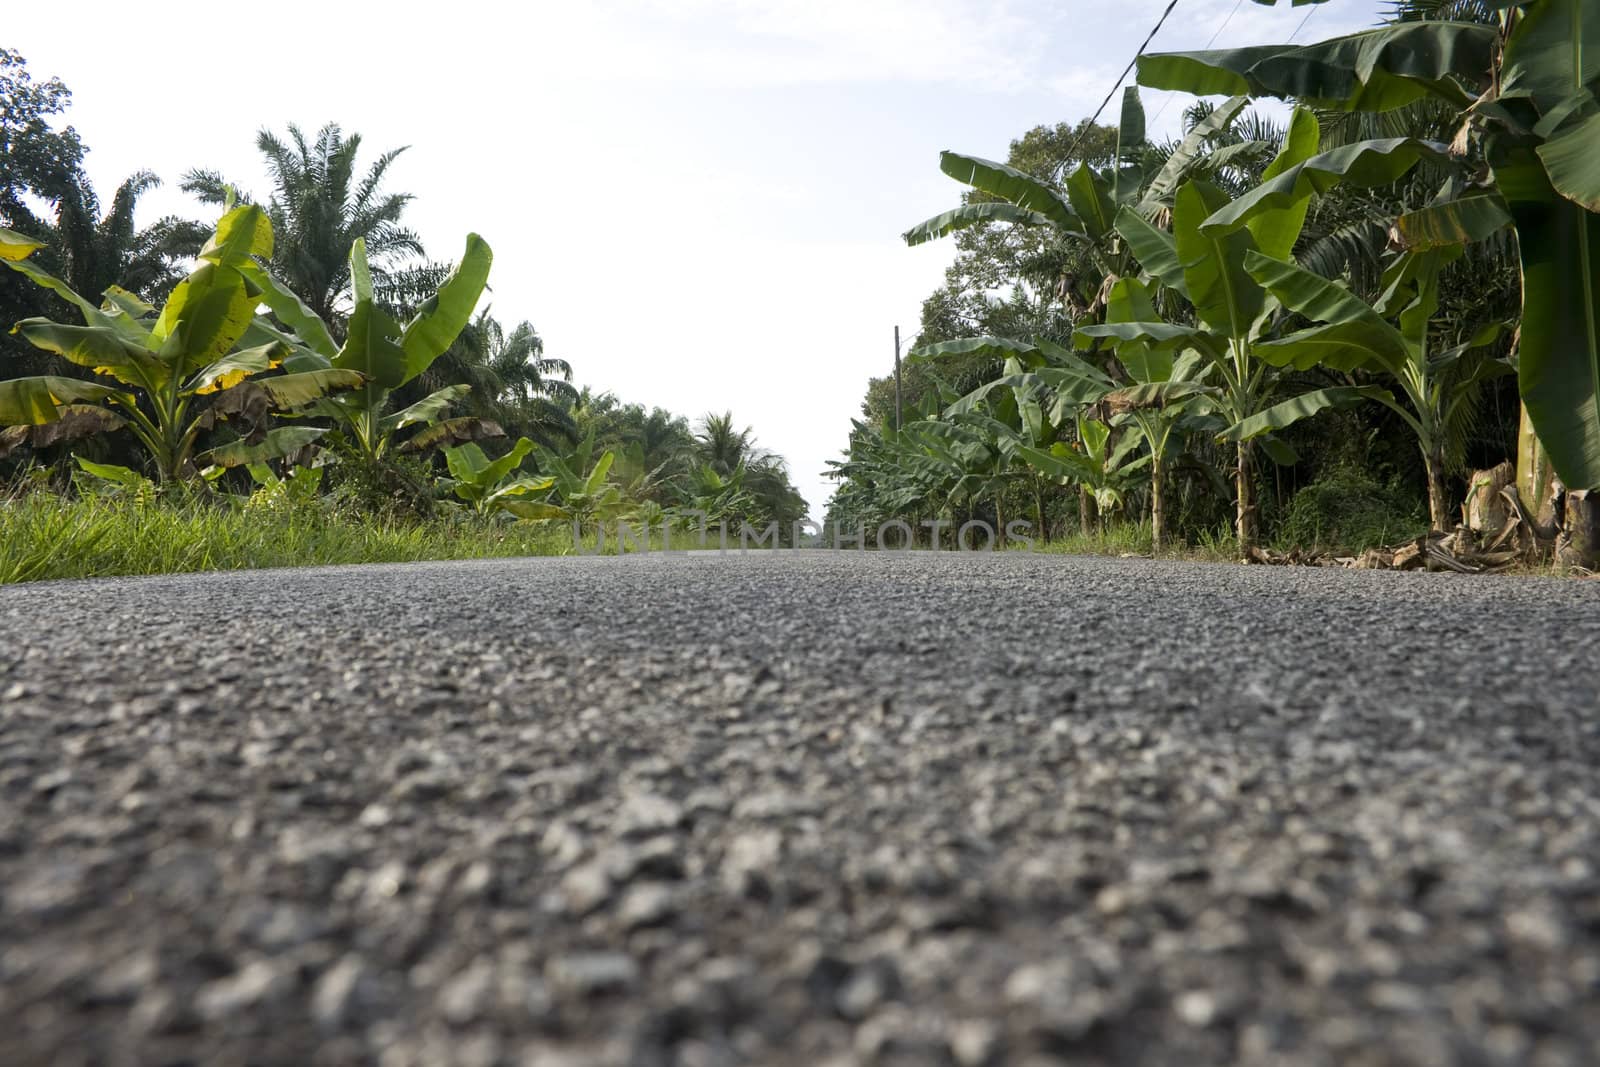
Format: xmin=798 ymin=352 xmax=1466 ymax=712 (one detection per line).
xmin=1 ymin=551 xmax=1598 ymax=1067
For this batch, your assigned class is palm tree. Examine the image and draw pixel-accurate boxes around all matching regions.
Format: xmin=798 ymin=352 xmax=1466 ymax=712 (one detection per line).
xmin=696 ymin=411 xmax=760 ymax=476
xmin=181 ymin=123 xmax=424 ymax=326
xmin=402 ymin=309 xmax=578 ymax=448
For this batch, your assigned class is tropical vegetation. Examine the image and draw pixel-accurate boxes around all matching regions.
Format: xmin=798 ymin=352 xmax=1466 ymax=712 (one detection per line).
xmin=826 ymin=0 xmax=1598 ymax=569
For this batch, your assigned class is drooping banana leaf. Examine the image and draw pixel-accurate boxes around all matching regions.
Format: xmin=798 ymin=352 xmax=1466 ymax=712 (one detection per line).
xmin=936 ymin=152 xmax=1083 ymax=235
xmin=1218 ymin=385 xmax=1402 ymax=443
xmin=202 ymin=426 xmax=330 ymax=468
xmin=381 ymin=384 xmax=471 ymax=431
xmin=902 ymin=202 xmax=1056 ymax=247
xmin=0 ymin=376 xmax=123 ymax=425
xmin=1243 ymin=251 xmax=1410 ymax=374
xmin=11 ymin=320 xmax=165 ymax=386
xmin=1201 ymin=139 xmax=1453 ymax=237
xmin=1136 ymin=23 xmax=1497 ymax=112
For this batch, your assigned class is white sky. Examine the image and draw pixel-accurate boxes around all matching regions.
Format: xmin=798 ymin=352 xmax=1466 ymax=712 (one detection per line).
xmin=7 ymin=0 xmax=1386 ymax=516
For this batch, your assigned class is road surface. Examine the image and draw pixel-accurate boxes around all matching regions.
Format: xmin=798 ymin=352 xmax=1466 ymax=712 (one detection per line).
xmin=2 ymin=551 xmax=1597 ymax=1065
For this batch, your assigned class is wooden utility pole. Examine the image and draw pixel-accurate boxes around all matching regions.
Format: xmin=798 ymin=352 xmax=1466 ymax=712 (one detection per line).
xmin=893 ymin=326 xmax=903 ymax=432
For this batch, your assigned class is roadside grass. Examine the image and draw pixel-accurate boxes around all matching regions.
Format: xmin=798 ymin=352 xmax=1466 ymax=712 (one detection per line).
xmin=0 ymin=492 xmax=575 ymax=585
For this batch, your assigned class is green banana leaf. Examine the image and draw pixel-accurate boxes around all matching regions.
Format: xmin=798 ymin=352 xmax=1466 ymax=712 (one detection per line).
xmin=1114 ymin=207 xmax=1188 ymax=298
xmin=75 ymin=457 xmax=149 ymax=486
xmin=1497 ymin=144 xmax=1600 ymax=487
xmin=1394 ymin=188 xmax=1513 ymax=249
xmin=197 ymin=204 xmax=272 ymax=266
xmin=1174 ymin=181 xmax=1264 ymax=339
xmin=1139 ymin=96 xmax=1250 ymax=211
xmin=1243 ymin=251 xmax=1410 ymax=373
xmin=150 ymin=262 xmax=260 ymax=369
xmin=382 ymin=384 xmax=471 ymax=431
xmin=936 ymin=152 xmax=1082 ymax=235
xmin=11 ymin=320 xmax=164 ymax=385
xmin=1064 ymin=163 xmax=1115 ymax=242
xmin=400 ymin=233 xmax=493 ymax=382
xmin=0 ymin=376 xmax=123 ymax=424
xmin=902 ymin=202 xmax=1055 ymax=246
xmin=239 ymin=262 xmax=339 ymax=358
xmin=1136 ymin=23 xmax=1497 ymax=112
xmin=1218 ymin=385 xmax=1399 ymax=442
xmin=1201 ymin=138 xmax=1452 ymax=236
xmin=1248 ymin=108 xmax=1321 ymax=261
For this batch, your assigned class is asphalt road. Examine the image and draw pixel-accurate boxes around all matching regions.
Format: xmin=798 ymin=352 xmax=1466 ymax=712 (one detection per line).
xmin=2 ymin=551 xmax=1598 ymax=1066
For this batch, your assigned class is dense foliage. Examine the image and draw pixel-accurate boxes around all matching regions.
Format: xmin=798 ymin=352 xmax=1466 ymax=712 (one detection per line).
xmin=827 ymin=1 xmax=1593 ymax=562
xmin=0 ymin=50 xmax=809 ymax=562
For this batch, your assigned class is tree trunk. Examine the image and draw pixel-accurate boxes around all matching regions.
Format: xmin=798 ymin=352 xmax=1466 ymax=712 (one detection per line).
xmin=1516 ymin=403 xmax=1560 ymax=530
xmin=1424 ymin=444 xmax=1452 ymax=533
xmin=1556 ymin=490 xmax=1600 ymax=570
xmin=1079 ymin=486 xmax=1097 ymax=537
xmin=1150 ymin=450 xmax=1166 ymax=555
xmin=1235 ymin=440 xmax=1257 ymax=551
xmin=995 ymin=496 xmax=1005 ymax=549
xmin=1034 ymin=482 xmax=1047 ymax=544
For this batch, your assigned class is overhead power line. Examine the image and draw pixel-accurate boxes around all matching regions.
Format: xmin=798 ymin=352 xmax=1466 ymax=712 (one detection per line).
xmin=1063 ymin=0 xmax=1183 ymax=164
xmin=1150 ymin=0 xmax=1246 ymax=128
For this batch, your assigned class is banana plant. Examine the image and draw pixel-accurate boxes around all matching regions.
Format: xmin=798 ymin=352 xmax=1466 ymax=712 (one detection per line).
xmin=255 ymin=233 xmax=494 ymax=462
xmin=1072 ymin=277 xmax=1221 ymax=552
xmin=922 ymin=334 xmax=1115 ymax=539
xmin=1227 ymin=246 xmax=1509 ymax=531
xmin=1 ymin=209 xmax=365 ymax=483
xmin=1017 ymin=416 xmax=1150 ymax=526
xmin=525 ymin=429 xmax=621 ymax=534
xmin=439 ymin=437 xmax=554 ymax=518
xmin=1075 ymin=107 xmax=1330 ymax=549
xmin=1138 ymin=0 xmax=1600 ymax=491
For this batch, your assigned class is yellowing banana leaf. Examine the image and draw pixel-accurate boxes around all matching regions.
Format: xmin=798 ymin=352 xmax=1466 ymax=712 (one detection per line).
xmin=1 ymin=227 xmax=45 ymax=261
xmin=11 ymin=320 xmax=164 ymax=386
xmin=396 ymin=416 xmax=504 ymax=453
xmin=151 ymin=262 xmax=260 ymax=369
xmin=0 ymin=376 xmax=123 ymax=424
xmin=253 ymin=369 xmax=367 ymax=408
xmin=189 ymin=343 xmax=285 ymax=395
xmin=198 ymin=203 xmax=273 ymax=266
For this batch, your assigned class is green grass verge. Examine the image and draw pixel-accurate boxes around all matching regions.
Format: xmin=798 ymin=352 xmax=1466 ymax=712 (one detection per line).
xmin=0 ymin=493 xmax=577 ymax=585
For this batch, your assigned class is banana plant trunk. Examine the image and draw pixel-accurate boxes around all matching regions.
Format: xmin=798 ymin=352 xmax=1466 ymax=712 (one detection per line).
xmin=1516 ymin=404 xmax=1560 ymax=531
xmin=1150 ymin=450 xmax=1166 ymax=555
xmin=1235 ymin=440 xmax=1258 ymax=551
xmin=1424 ymin=444 xmax=1452 ymax=533
xmin=1079 ymin=486 xmax=1097 ymax=537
